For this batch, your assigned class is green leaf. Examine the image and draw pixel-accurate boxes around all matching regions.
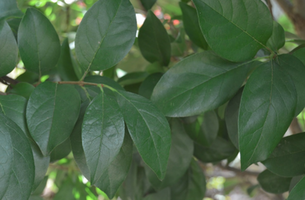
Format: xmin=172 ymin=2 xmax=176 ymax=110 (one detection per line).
xmin=179 ymin=2 xmax=208 ymax=49
xmin=26 ymin=82 xmax=81 ymax=155
xmin=114 ymin=90 xmax=171 ymax=180
xmin=293 ymin=47 xmax=305 ymax=66
xmin=84 ymin=76 xmax=124 ymax=92
xmin=287 ymin=176 xmax=305 ymax=200
xmin=266 ymin=21 xmax=285 ymax=52
xmin=95 ymin=133 xmax=133 ymax=199
xmin=57 ymin=38 xmax=79 ymax=81
xmin=193 ymin=0 xmax=273 ymax=62
xmin=170 ymin=159 xmax=206 ymax=200
xmin=239 ymin=61 xmax=297 ymax=170
xmin=0 ymin=21 xmax=18 ymax=77
xmin=138 ymin=73 xmax=163 ymax=99
xmin=257 ymin=170 xmax=291 ymax=194
xmin=0 ymin=0 xmax=23 ymax=20
xmin=16 ymin=71 xmax=39 ymax=84
xmin=118 ymin=72 xmax=149 ymax=86
xmin=143 ymin=189 xmax=171 ymax=200
xmin=0 ymin=115 xmax=13 ymax=199
xmin=225 ymin=88 xmax=243 ymax=149
xmin=82 ymin=91 xmax=125 ymax=183
xmin=145 ymin=119 xmax=194 ymax=190
xmin=262 ymin=133 xmax=305 ymax=177
xmin=151 ymin=52 xmax=253 ymax=117
xmin=75 ymin=0 xmax=137 ymax=75
xmin=278 ymin=54 xmax=305 ymax=115
xmin=18 ymin=8 xmax=61 ymax=75
xmin=50 ymin=138 xmax=71 ymax=162
xmin=1 ymin=114 xmax=35 ymax=200
xmin=53 ymin=178 xmax=75 ymax=200
xmin=140 ymin=0 xmax=157 ymax=10
xmin=194 ymin=137 xmax=237 ymax=163
xmin=138 ymin=10 xmax=171 ymax=66
xmin=6 ymin=82 xmax=35 ymax=100
xmin=183 ymin=110 xmax=219 ymax=146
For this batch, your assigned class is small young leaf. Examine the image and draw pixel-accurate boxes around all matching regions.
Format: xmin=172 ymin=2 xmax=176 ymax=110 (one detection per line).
xmin=1 ymin=114 xmax=35 ymax=200
xmin=151 ymin=52 xmax=253 ymax=117
xmin=194 ymin=137 xmax=237 ymax=163
xmin=183 ymin=110 xmax=219 ymax=146
xmin=257 ymin=170 xmax=291 ymax=194
xmin=26 ymin=82 xmax=81 ymax=155
xmin=95 ymin=133 xmax=133 ymax=199
xmin=266 ymin=21 xmax=285 ymax=52
xmin=145 ymin=119 xmax=194 ymax=190
xmin=138 ymin=10 xmax=171 ymax=66
xmin=115 ymin=90 xmax=171 ymax=180
xmin=75 ymin=0 xmax=137 ymax=75
xmin=287 ymin=176 xmax=305 ymax=200
xmin=262 ymin=133 xmax=305 ymax=177
xmin=18 ymin=8 xmax=61 ymax=75
xmin=170 ymin=159 xmax=206 ymax=200
xmin=82 ymin=91 xmax=125 ymax=183
xmin=0 ymin=0 xmax=23 ymax=20
xmin=0 ymin=21 xmax=18 ymax=77
xmin=193 ymin=0 xmax=273 ymax=62
xmin=179 ymin=2 xmax=208 ymax=49
xmin=239 ymin=61 xmax=297 ymax=170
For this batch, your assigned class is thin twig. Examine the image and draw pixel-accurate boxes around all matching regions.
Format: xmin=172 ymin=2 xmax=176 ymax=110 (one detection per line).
xmin=57 ymin=81 xmax=101 ymax=87
xmin=0 ymin=76 xmax=19 ymax=85
xmin=266 ymin=0 xmax=274 ymax=19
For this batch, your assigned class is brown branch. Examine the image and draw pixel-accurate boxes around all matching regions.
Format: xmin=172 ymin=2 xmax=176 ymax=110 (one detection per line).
xmin=0 ymin=76 xmax=19 ymax=86
xmin=0 ymin=92 xmax=6 ymax=95
xmin=266 ymin=0 xmax=274 ymax=19
xmin=57 ymin=81 xmax=101 ymax=87
xmin=274 ymin=0 xmax=294 ymax=17
xmin=294 ymin=0 xmax=305 ymax=18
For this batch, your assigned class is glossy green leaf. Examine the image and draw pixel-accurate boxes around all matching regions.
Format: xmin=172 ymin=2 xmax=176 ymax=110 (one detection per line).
xmin=179 ymin=2 xmax=208 ymax=49
xmin=266 ymin=21 xmax=285 ymax=52
xmin=239 ymin=61 xmax=297 ymax=170
xmin=1 ymin=114 xmax=35 ymax=200
xmin=140 ymin=0 xmax=157 ymax=10
xmin=143 ymin=189 xmax=171 ymax=200
xmin=0 ymin=21 xmax=18 ymax=77
xmin=0 ymin=115 xmax=13 ymax=199
xmin=225 ymin=88 xmax=243 ymax=149
xmin=194 ymin=137 xmax=237 ymax=163
xmin=95 ymin=133 xmax=133 ymax=199
xmin=145 ymin=119 xmax=194 ymax=190
xmin=278 ymin=54 xmax=305 ymax=115
xmin=75 ymin=0 xmax=137 ymax=75
xmin=6 ymin=82 xmax=35 ymax=100
xmin=115 ymin=90 xmax=171 ymax=180
xmin=0 ymin=0 xmax=23 ymax=20
xmin=26 ymin=82 xmax=81 ymax=155
xmin=262 ymin=133 xmax=305 ymax=177
xmin=138 ymin=10 xmax=171 ymax=66
xmin=18 ymin=8 xmax=61 ymax=75
xmin=170 ymin=159 xmax=206 ymax=200
xmin=151 ymin=52 xmax=253 ymax=117
xmin=287 ymin=176 xmax=305 ymax=200
xmin=50 ymin=138 xmax=71 ymax=162
xmin=193 ymin=0 xmax=273 ymax=62
xmin=138 ymin=73 xmax=163 ymax=99
xmin=257 ymin=170 xmax=291 ymax=194
xmin=57 ymin=38 xmax=79 ymax=81
xmin=183 ymin=110 xmax=219 ymax=146
xmin=82 ymin=91 xmax=125 ymax=183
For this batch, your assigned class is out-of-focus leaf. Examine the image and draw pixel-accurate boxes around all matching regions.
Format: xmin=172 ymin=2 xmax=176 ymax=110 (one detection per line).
xmin=138 ymin=73 xmax=163 ymax=99
xmin=140 ymin=0 xmax=157 ymax=10
xmin=266 ymin=21 xmax=285 ymax=52
xmin=0 ymin=0 xmax=23 ymax=20
xmin=258 ymin=170 xmax=291 ymax=194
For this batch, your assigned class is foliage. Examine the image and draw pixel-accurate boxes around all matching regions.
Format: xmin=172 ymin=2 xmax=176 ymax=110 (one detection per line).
xmin=0 ymin=0 xmax=305 ymax=199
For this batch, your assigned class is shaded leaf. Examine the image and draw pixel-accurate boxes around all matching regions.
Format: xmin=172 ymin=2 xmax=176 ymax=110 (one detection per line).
xmin=82 ymin=90 xmax=125 ymax=183
xmin=18 ymin=8 xmax=60 ymax=75
xmin=6 ymin=82 xmax=35 ymax=100
xmin=75 ymin=0 xmax=137 ymax=75
xmin=257 ymin=170 xmax=291 ymax=194
xmin=50 ymin=138 xmax=71 ymax=163
xmin=266 ymin=21 xmax=285 ymax=52
xmin=288 ymin=176 xmax=305 ymax=199
xmin=0 ymin=21 xmax=18 ymax=77
xmin=138 ymin=73 xmax=163 ymax=99
xmin=239 ymin=61 xmax=297 ymax=170
xmin=151 ymin=52 xmax=253 ymax=117
xmin=262 ymin=133 xmax=305 ymax=177
xmin=143 ymin=188 xmax=170 ymax=200
xmin=95 ymin=133 xmax=133 ymax=199
xmin=193 ymin=0 xmax=273 ymax=62
xmin=0 ymin=0 xmax=23 ymax=20
xmin=118 ymin=72 xmax=149 ymax=86
xmin=145 ymin=119 xmax=194 ymax=190
xmin=179 ymin=2 xmax=208 ymax=49
xmin=138 ymin=10 xmax=171 ymax=66
xmin=26 ymin=82 xmax=81 ymax=155
xmin=140 ymin=0 xmax=157 ymax=10
xmin=115 ymin=90 xmax=171 ymax=180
